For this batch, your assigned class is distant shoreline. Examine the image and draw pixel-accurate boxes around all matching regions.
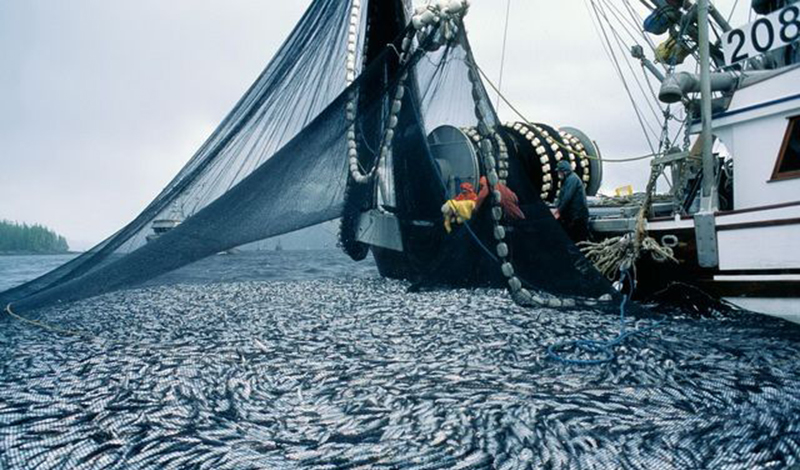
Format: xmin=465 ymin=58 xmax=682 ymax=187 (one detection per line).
xmin=0 ymin=251 xmax=82 ymax=257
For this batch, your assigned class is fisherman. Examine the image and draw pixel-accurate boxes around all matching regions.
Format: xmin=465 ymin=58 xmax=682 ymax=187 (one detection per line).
xmin=553 ymin=160 xmax=589 ymax=243
xmin=441 ymin=178 xmax=526 ymax=233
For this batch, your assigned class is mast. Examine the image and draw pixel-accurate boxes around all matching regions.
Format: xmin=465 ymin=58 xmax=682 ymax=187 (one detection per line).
xmin=698 ymin=0 xmax=717 ymax=211
xmin=695 ymin=0 xmax=720 ymax=268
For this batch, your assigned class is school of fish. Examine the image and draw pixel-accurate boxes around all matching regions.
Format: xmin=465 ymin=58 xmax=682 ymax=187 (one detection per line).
xmin=1 ymin=278 xmax=799 ymax=469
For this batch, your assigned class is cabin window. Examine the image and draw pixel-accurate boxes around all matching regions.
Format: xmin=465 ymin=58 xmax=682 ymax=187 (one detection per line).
xmin=771 ymin=116 xmax=800 ymax=181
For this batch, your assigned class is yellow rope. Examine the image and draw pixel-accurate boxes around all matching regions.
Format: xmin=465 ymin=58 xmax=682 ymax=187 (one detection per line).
xmin=473 ymin=63 xmax=661 ymax=164
xmin=4 ymin=303 xmax=89 ymax=338
xmin=577 ymin=160 xmax=677 ymax=278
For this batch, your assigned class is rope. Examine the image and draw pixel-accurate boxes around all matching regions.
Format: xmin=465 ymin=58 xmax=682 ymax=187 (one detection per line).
xmin=547 ymin=269 xmax=666 ymax=365
xmin=577 ymin=164 xmax=677 ymax=280
xmin=495 ymin=0 xmax=512 ymax=111
xmin=473 ymin=64 xmax=659 ymax=163
xmin=621 ymin=0 xmax=659 ymax=54
xmin=598 ymin=0 xmax=665 ymax=124
xmin=4 ymin=303 xmax=89 ymax=338
xmin=588 ymin=0 xmax=658 ymax=153
xmin=726 ymin=0 xmax=740 ymax=24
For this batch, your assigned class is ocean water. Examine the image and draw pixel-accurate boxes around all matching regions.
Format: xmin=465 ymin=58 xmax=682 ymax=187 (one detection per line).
xmin=0 ymin=254 xmax=80 ymax=293
xmin=0 ymin=251 xmax=380 ymax=293
xmin=1 ymin=251 xmax=800 ymax=469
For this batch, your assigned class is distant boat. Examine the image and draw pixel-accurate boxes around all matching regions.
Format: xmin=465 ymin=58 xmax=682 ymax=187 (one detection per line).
xmin=275 ymin=240 xmax=284 ymax=252
xmin=145 ymin=219 xmax=181 ymax=243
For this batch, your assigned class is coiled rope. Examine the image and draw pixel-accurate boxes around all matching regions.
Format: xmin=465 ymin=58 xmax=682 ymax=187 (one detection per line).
xmin=578 ymin=162 xmax=678 ymax=280
xmin=547 ymin=270 xmax=666 ymax=365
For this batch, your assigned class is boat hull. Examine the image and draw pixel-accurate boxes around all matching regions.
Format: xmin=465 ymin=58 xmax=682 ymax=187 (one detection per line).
xmin=590 ymin=201 xmax=800 ymax=323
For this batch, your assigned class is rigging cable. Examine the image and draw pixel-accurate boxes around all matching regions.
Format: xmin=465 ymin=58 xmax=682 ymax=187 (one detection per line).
xmin=638 ymin=0 xmax=655 ymax=11
xmin=622 ymin=0 xmax=660 ymax=53
xmin=603 ymin=0 xmax=656 ymax=53
xmin=473 ymin=63 xmax=660 ymax=163
xmin=596 ymin=0 xmax=686 ymax=155
xmin=642 ymin=62 xmax=665 ymax=107
xmin=496 ymin=0 xmax=512 ymax=112
xmin=727 ymin=0 xmax=740 ymax=24
xmin=595 ymin=0 xmax=666 ymax=130
xmin=588 ymin=0 xmax=660 ymax=145
xmin=586 ymin=0 xmax=658 ymax=154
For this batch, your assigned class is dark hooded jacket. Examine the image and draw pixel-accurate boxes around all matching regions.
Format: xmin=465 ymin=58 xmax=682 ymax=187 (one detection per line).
xmin=556 ymin=167 xmax=589 ymax=223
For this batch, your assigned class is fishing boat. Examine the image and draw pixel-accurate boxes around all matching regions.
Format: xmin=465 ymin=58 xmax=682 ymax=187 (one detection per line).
xmin=145 ymin=219 xmax=181 ymax=243
xmin=347 ymin=0 xmax=800 ymax=320
xmin=348 ymin=0 xmax=800 ymax=319
xmin=578 ymin=0 xmax=800 ymax=322
xmin=3 ymin=0 xmax=793 ymax=316
xmin=328 ymin=0 xmax=614 ymax=304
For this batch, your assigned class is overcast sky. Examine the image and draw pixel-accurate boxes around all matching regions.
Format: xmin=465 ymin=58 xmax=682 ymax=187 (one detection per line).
xmin=0 ymin=0 xmax=744 ymax=250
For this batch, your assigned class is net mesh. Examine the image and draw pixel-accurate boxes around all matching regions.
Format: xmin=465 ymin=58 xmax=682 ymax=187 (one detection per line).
xmin=2 ymin=0 xmax=389 ymax=310
xmin=2 ymin=0 xmax=613 ymax=311
xmin=1 ymin=2 xmax=799 ymax=468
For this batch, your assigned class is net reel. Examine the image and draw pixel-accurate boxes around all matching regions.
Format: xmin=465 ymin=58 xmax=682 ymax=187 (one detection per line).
xmin=457 ymin=122 xmax=603 ymax=202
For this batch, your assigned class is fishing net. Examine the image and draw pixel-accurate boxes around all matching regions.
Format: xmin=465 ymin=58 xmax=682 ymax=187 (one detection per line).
xmin=2 ymin=1 xmax=800 ymax=469
xmin=0 ymin=0 xmax=614 ymax=312
xmin=1 ymin=0 xmax=365 ymax=310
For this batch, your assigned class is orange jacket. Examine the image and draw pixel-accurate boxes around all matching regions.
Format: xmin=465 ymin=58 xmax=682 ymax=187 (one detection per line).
xmin=476 ymin=177 xmax=525 ymax=220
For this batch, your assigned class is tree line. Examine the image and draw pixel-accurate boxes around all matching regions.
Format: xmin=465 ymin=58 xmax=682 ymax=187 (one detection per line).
xmin=0 ymin=220 xmax=70 ymax=254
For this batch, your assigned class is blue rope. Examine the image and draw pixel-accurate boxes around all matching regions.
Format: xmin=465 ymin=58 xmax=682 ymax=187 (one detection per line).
xmin=547 ymin=270 xmax=666 ymax=366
